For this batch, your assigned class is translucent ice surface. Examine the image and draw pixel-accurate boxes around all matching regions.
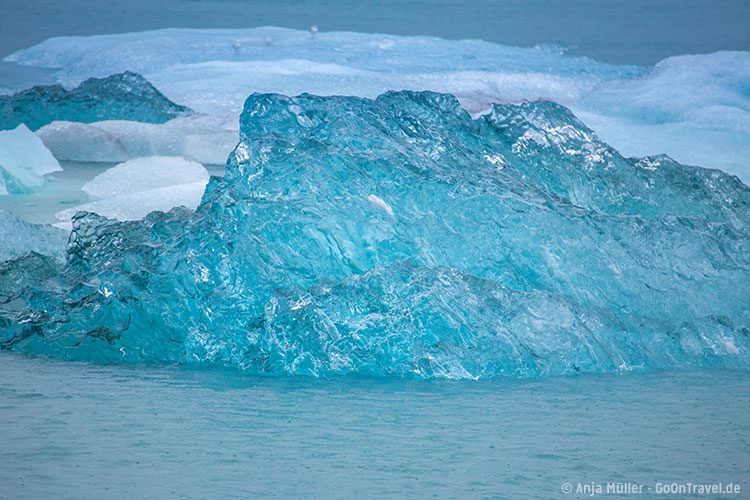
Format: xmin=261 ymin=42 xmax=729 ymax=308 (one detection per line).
xmin=54 ymin=156 xmax=209 ymax=228
xmin=1 ymin=92 xmax=748 ymax=379
xmin=0 ymin=124 xmax=61 ymax=195
xmin=0 ymin=208 xmax=67 ymax=261
xmin=0 ymin=71 xmax=190 ymax=131
xmin=5 ymin=28 xmax=748 ymax=181
xmin=37 ymin=116 xmax=238 ymax=165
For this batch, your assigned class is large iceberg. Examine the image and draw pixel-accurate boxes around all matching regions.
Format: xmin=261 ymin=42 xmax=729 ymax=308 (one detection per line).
xmin=5 ymin=28 xmax=749 ymax=181
xmin=0 ymin=124 xmax=61 ymax=195
xmin=1 ymin=92 xmax=748 ymax=379
xmin=0 ymin=71 xmax=190 ymax=131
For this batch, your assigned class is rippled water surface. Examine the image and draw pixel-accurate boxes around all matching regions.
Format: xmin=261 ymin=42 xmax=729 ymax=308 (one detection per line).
xmin=1 ymin=354 xmax=748 ymax=498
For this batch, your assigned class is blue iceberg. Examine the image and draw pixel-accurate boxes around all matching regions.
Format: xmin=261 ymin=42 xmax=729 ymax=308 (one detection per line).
xmin=0 ymin=71 xmax=190 ymax=131
xmin=1 ymin=91 xmax=748 ymax=379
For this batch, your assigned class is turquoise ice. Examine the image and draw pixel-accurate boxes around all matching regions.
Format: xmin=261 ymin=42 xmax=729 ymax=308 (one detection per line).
xmin=0 ymin=71 xmax=190 ymax=131
xmin=1 ymin=92 xmax=748 ymax=379
xmin=0 ymin=207 xmax=66 ymax=261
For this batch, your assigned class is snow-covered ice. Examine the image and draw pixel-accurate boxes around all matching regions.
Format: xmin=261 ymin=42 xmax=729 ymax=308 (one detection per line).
xmin=577 ymin=51 xmax=750 ymax=177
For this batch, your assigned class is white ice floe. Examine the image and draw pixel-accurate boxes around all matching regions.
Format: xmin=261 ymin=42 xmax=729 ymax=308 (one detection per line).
xmin=574 ymin=51 xmax=750 ymax=180
xmin=55 ymin=156 xmax=210 ymax=228
xmin=4 ymin=27 xmax=639 ymax=117
xmin=37 ymin=115 xmax=238 ymax=165
xmin=5 ymin=28 xmax=750 ymax=182
xmin=0 ymin=124 xmax=61 ymax=195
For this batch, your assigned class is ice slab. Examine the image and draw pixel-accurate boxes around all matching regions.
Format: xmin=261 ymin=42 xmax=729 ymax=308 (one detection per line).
xmin=4 ymin=28 xmax=637 ymax=88
xmin=54 ymin=156 xmax=209 ymax=228
xmin=0 ymin=71 xmax=190 ymax=131
xmin=0 ymin=124 xmax=61 ymax=195
xmin=36 ymin=116 xmax=238 ymax=165
xmin=2 ymin=92 xmax=748 ymax=378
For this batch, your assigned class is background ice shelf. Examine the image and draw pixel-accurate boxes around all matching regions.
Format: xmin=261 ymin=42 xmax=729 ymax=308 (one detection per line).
xmin=5 ymin=28 xmax=749 ymax=183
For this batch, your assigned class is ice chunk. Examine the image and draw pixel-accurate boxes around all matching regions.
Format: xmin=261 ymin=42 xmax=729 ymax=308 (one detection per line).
xmin=54 ymin=182 xmax=209 ymax=229
xmin=55 ymin=156 xmax=209 ymax=227
xmin=0 ymin=124 xmax=61 ymax=195
xmin=0 ymin=208 xmax=67 ymax=261
xmin=0 ymin=71 xmax=190 ymax=131
xmin=1 ymin=92 xmax=748 ymax=379
xmin=81 ymin=156 xmax=209 ymax=198
xmin=36 ymin=115 xmax=238 ymax=165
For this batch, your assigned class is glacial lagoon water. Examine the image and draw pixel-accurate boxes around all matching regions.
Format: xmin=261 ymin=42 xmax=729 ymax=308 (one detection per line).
xmin=1 ymin=353 xmax=748 ymax=499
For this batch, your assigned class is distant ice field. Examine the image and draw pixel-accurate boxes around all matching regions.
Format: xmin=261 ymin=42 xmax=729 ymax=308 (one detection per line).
xmin=1 ymin=0 xmax=748 ymax=66
xmin=4 ymin=27 xmax=749 ymax=184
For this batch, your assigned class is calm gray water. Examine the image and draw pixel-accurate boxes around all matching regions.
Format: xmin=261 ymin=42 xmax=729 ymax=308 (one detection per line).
xmin=1 ymin=0 xmax=748 ymax=65
xmin=1 ymin=353 xmax=748 ymax=499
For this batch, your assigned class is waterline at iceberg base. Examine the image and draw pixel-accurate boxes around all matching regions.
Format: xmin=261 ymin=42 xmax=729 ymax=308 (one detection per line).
xmin=1 ymin=91 xmax=749 ymax=379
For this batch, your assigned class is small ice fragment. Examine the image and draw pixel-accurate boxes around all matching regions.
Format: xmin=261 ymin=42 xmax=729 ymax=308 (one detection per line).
xmin=55 ymin=156 xmax=209 ymax=225
xmin=82 ymin=156 xmax=209 ymax=199
xmin=0 ymin=124 xmax=61 ymax=195
xmin=367 ymin=194 xmax=394 ymax=217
